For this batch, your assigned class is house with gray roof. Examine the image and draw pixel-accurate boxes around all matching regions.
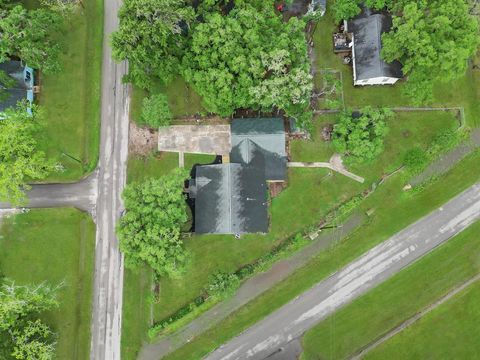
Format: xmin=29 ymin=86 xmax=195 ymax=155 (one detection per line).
xmin=190 ymin=163 xmax=268 ymax=235
xmin=347 ymin=10 xmax=402 ymax=86
xmin=190 ymin=118 xmax=287 ymax=235
xmin=0 ymin=60 xmax=35 ymax=113
xmin=230 ymin=118 xmax=287 ymax=181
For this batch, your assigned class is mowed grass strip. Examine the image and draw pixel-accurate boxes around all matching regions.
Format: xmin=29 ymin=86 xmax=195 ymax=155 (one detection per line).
xmin=0 ymin=208 xmax=95 ymax=359
xmin=36 ymin=0 xmax=103 ymax=181
xmin=365 ymin=281 xmax=480 ymax=360
xmin=163 ymin=150 xmax=480 ymax=360
xmin=300 ymin=220 xmax=480 ymax=360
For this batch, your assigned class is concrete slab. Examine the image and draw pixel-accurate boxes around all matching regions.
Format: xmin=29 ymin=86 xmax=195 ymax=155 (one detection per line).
xmin=158 ymin=125 xmax=231 ymax=155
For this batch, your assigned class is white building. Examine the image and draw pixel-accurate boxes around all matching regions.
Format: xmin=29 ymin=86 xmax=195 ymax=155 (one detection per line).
xmin=347 ymin=11 xmax=402 ymax=86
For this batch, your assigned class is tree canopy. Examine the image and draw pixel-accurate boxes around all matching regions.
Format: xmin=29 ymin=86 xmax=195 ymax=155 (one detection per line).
xmin=332 ymin=107 xmax=392 ymax=163
xmin=0 ymin=105 xmax=55 ymax=205
xmin=140 ymin=93 xmax=172 ymax=128
xmin=382 ymin=0 xmax=479 ymax=103
xmin=117 ymin=170 xmax=189 ymax=278
xmin=112 ymin=0 xmax=314 ymax=128
xmin=0 ymin=280 xmax=60 ymax=360
xmin=111 ymin=0 xmax=194 ymax=89
xmin=0 ymin=4 xmax=63 ymax=73
xmin=183 ymin=2 xmax=313 ymax=126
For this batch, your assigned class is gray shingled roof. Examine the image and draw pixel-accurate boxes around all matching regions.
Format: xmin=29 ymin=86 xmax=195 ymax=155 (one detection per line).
xmin=348 ymin=12 xmax=403 ymax=81
xmin=230 ymin=118 xmax=287 ymax=181
xmin=0 ymin=61 xmax=32 ymax=112
xmin=193 ymin=163 xmax=268 ymax=234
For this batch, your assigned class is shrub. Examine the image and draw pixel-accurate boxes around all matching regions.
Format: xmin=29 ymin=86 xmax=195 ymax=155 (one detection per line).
xmin=207 ymin=272 xmax=240 ymax=298
xmin=140 ymin=93 xmax=172 ymax=128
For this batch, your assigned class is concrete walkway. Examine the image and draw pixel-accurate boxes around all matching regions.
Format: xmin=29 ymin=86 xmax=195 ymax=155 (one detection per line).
xmin=205 ymin=182 xmax=480 ymax=360
xmin=349 ymin=273 xmax=480 ymax=360
xmin=138 ymin=213 xmax=366 ymax=360
xmin=288 ymin=154 xmax=365 ymax=183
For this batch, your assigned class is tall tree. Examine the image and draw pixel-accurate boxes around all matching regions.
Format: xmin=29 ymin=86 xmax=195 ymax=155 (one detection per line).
xmin=0 ymin=104 xmax=56 ymax=205
xmin=332 ymin=107 xmax=392 ymax=163
xmin=111 ymin=0 xmax=194 ymax=89
xmin=0 ymin=5 xmax=63 ymax=73
xmin=332 ymin=0 xmax=361 ymax=22
xmin=0 ymin=280 xmax=60 ymax=360
xmin=183 ymin=2 xmax=313 ymax=127
xmin=382 ymin=0 xmax=479 ymax=103
xmin=117 ymin=170 xmax=189 ymax=278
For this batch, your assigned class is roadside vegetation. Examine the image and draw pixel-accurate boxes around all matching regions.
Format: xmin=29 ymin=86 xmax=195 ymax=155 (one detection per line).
xmin=300 ymin=221 xmax=480 ymax=360
xmin=118 ymin=170 xmax=190 ymax=278
xmin=0 ymin=208 xmax=95 ymax=359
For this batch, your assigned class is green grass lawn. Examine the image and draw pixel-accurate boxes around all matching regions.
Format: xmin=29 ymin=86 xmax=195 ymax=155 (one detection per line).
xmin=365 ymin=281 xmax=480 ymax=360
xmin=300 ymin=220 xmax=480 ymax=360
xmin=0 ymin=208 xmax=95 ymax=359
xmin=163 ymin=148 xmax=480 ymax=360
xmin=291 ymin=111 xmax=458 ymax=182
xmin=121 ymin=110 xmax=457 ymax=359
xmin=130 ymin=77 xmax=205 ymax=122
xmin=32 ymin=0 xmax=103 ymax=181
xmin=313 ymin=2 xmax=480 ymax=128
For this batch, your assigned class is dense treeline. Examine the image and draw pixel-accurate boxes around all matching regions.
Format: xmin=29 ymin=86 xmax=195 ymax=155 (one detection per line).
xmin=111 ymin=0 xmax=314 ymax=127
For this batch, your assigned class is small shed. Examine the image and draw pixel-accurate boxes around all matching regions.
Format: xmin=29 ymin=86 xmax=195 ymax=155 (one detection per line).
xmin=193 ymin=163 xmax=268 ymax=235
xmin=347 ymin=11 xmax=402 ymax=86
xmin=230 ymin=118 xmax=287 ymax=182
xmin=0 ymin=60 xmax=35 ymax=113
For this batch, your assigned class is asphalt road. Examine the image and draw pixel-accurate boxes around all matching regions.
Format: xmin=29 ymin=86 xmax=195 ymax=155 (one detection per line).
xmin=89 ymin=0 xmax=130 ymax=357
xmin=206 ymin=182 xmax=480 ymax=360
xmin=0 ymin=173 xmax=97 ymax=213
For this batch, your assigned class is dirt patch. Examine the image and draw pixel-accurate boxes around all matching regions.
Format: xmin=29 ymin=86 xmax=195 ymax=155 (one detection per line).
xmin=322 ymin=124 xmax=333 ymax=141
xmin=402 ymin=130 xmax=411 ymax=138
xmin=269 ymin=181 xmax=287 ymax=198
xmin=129 ymin=122 xmax=158 ymax=156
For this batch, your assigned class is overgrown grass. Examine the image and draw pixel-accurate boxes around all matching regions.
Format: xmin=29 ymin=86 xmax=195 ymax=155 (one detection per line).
xmin=300 ymin=221 xmax=480 ymax=360
xmin=163 ymin=149 xmax=480 ymax=360
xmin=365 ymin=281 xmax=480 ymax=360
xmin=32 ymin=0 xmax=103 ymax=181
xmin=0 ymin=208 xmax=95 ymax=359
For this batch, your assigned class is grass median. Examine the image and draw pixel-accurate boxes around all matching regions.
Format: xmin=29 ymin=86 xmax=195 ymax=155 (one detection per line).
xmin=365 ymin=281 xmax=480 ymax=360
